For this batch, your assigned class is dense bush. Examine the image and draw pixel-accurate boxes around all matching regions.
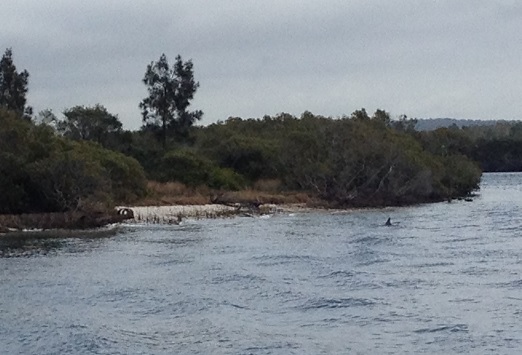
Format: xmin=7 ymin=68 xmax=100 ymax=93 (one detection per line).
xmin=1 ymin=105 xmax=484 ymax=213
xmin=27 ymin=148 xmax=110 ymax=212
xmin=195 ymin=111 xmax=482 ymax=206
xmin=0 ymin=109 xmax=147 ymax=214
xmin=208 ymin=167 xmax=247 ymax=191
xmin=155 ymin=149 xmax=246 ymax=190
xmin=155 ymin=149 xmax=211 ymax=185
xmin=83 ymin=143 xmax=148 ymax=203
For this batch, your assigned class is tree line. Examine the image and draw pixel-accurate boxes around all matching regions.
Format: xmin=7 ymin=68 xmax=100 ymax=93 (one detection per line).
xmin=5 ymin=47 xmax=517 ymax=216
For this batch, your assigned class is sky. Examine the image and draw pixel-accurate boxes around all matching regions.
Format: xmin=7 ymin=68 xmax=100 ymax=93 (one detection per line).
xmin=2 ymin=0 xmax=522 ymax=130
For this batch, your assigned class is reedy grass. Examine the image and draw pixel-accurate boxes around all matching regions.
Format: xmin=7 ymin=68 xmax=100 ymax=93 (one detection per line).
xmin=138 ymin=180 xmax=314 ymax=207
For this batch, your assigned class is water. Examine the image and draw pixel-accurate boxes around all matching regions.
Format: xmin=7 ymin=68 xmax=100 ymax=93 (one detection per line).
xmin=2 ymin=173 xmax=522 ymax=354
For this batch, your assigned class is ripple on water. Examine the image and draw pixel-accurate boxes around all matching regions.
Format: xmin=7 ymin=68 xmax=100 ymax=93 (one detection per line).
xmin=299 ymin=297 xmax=376 ymax=310
xmin=411 ymin=261 xmax=455 ymax=269
xmin=318 ymin=270 xmax=355 ymax=279
xmin=4 ymin=173 xmax=522 ymax=354
xmin=495 ymin=279 xmax=522 ymax=289
xmin=210 ymin=273 xmax=267 ymax=285
xmin=414 ymin=324 xmax=469 ymax=334
xmin=252 ymin=254 xmax=319 ymax=267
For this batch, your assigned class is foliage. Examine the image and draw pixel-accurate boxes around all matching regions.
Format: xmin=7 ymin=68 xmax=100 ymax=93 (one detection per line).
xmin=140 ymin=54 xmax=202 ymax=147
xmin=472 ymin=138 xmax=522 ymax=172
xmin=0 ymin=48 xmax=32 ymax=119
xmin=193 ymin=110 xmax=481 ymax=206
xmin=27 ymin=148 xmax=110 ymax=212
xmin=201 ymin=134 xmax=278 ymax=181
xmin=278 ymin=116 xmax=439 ymax=206
xmin=0 ymin=46 xmax=490 ymax=211
xmin=155 ymin=149 xmax=206 ymax=185
xmin=416 ymin=121 xmax=522 ymax=173
xmin=79 ymin=142 xmax=148 ymax=203
xmin=438 ymin=155 xmax=481 ymax=197
xmin=0 ymin=109 xmax=147 ymax=214
xmin=56 ymin=104 xmax=123 ymax=148
xmin=154 ymin=149 xmax=246 ymax=190
xmin=208 ymin=168 xmax=247 ymax=191
xmin=418 ymin=127 xmax=474 ymax=157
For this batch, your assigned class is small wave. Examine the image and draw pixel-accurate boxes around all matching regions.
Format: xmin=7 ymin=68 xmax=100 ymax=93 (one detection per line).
xmin=414 ymin=324 xmax=468 ymax=334
xmin=350 ymin=235 xmax=393 ymax=246
xmin=381 ymin=278 xmax=427 ymax=289
xmin=450 ymin=224 xmax=482 ymax=230
xmin=441 ymin=236 xmax=480 ymax=243
xmin=211 ymin=273 xmax=266 ymax=285
xmin=319 ymin=270 xmax=355 ymax=279
xmin=118 ymin=222 xmax=149 ymax=228
xmin=356 ymin=257 xmax=390 ymax=267
xmin=496 ymin=279 xmax=522 ymax=289
xmin=300 ymin=297 xmax=375 ymax=310
xmin=146 ymin=237 xmax=201 ymax=246
xmin=221 ymin=301 xmax=248 ymax=310
xmin=253 ymin=254 xmax=318 ymax=266
xmin=244 ymin=342 xmax=299 ymax=353
xmin=449 ymin=298 xmax=478 ymax=303
xmin=97 ymin=287 xmax=144 ymax=303
xmin=411 ymin=262 xmax=454 ymax=268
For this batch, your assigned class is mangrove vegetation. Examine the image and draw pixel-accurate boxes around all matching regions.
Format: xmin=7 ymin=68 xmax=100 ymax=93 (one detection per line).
xmin=4 ymin=47 xmax=522 ymax=224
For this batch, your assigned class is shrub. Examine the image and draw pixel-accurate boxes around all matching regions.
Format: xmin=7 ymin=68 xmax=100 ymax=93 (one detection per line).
xmin=0 ymin=109 xmax=148 ymax=213
xmin=157 ymin=149 xmax=212 ymax=186
xmin=27 ymin=149 xmax=111 ymax=212
xmin=209 ymin=167 xmax=247 ymax=190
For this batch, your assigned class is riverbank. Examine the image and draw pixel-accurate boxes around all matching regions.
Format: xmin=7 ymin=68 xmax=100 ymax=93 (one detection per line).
xmin=0 ymin=202 xmax=313 ymax=237
xmin=0 ymin=210 xmax=132 ymax=236
xmin=118 ymin=203 xmax=314 ymax=224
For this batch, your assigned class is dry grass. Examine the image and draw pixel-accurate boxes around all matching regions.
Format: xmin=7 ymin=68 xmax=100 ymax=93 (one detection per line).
xmin=147 ymin=181 xmax=190 ymax=195
xmin=215 ymin=189 xmax=311 ymax=205
xmin=135 ymin=180 xmax=316 ymax=207
xmin=136 ymin=181 xmax=211 ymax=206
xmin=253 ymin=179 xmax=282 ymax=192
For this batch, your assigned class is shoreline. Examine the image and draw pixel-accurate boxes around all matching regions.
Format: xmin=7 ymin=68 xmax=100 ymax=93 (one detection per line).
xmin=0 ymin=203 xmax=313 ymax=237
xmin=118 ymin=203 xmax=314 ymax=223
xmin=0 ymin=198 xmax=429 ymax=237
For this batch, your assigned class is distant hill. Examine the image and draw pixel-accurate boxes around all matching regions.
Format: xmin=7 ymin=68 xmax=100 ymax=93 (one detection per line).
xmin=414 ymin=118 xmax=510 ymax=131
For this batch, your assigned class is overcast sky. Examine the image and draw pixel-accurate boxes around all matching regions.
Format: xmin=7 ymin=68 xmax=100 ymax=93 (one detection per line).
xmin=2 ymin=0 xmax=522 ymax=129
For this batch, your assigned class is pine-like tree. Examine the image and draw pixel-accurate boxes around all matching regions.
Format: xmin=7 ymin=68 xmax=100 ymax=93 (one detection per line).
xmin=140 ymin=54 xmax=202 ymax=147
xmin=0 ymin=48 xmax=32 ymax=119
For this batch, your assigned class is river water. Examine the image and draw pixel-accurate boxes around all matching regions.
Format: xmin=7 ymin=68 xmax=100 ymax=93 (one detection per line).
xmin=2 ymin=172 xmax=522 ymax=354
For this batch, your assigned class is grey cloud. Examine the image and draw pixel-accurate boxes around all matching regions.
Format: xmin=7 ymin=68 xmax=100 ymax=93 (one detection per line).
xmin=2 ymin=1 xmax=522 ymax=129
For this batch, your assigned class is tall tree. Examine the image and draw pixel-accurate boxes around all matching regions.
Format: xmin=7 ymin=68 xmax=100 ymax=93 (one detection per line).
xmin=0 ymin=48 xmax=32 ymax=119
xmin=57 ymin=104 xmax=123 ymax=148
xmin=140 ymin=54 xmax=202 ymax=147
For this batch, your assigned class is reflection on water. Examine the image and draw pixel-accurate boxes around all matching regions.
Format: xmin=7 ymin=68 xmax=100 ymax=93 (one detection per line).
xmin=0 ymin=237 xmax=64 ymax=257
xmin=0 ymin=228 xmax=120 ymax=258
xmin=2 ymin=173 xmax=522 ymax=354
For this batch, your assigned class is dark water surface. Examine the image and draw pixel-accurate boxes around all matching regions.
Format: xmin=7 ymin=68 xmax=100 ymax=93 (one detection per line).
xmin=2 ymin=173 xmax=522 ymax=354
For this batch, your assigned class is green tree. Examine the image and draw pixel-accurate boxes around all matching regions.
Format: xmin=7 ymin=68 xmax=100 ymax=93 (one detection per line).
xmin=278 ymin=111 xmax=481 ymax=206
xmin=350 ymin=108 xmax=370 ymax=121
xmin=140 ymin=54 xmax=202 ymax=147
xmin=372 ymin=109 xmax=392 ymax=126
xmin=57 ymin=104 xmax=123 ymax=148
xmin=0 ymin=108 xmax=147 ymax=214
xmin=28 ymin=149 xmax=110 ymax=212
xmin=0 ymin=48 xmax=32 ymax=119
xmin=392 ymin=114 xmax=418 ymax=133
